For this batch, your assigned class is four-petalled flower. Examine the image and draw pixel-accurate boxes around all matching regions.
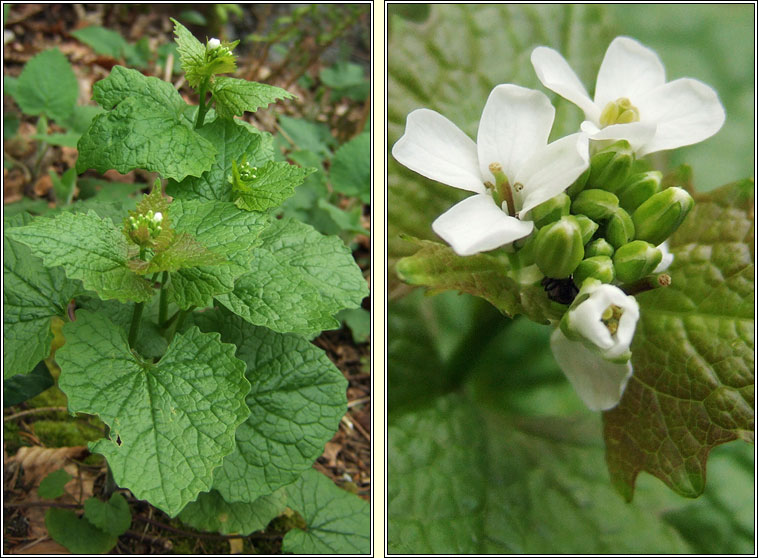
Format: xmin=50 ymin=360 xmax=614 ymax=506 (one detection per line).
xmin=551 ymin=281 xmax=640 ymax=410
xmin=392 ymin=84 xmax=589 ymax=255
xmin=531 ymin=36 xmax=725 ymax=156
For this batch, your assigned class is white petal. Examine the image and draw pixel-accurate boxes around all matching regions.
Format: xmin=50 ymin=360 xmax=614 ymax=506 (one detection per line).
xmin=635 ymin=78 xmax=726 ymax=156
xmin=392 ymin=109 xmax=485 ymax=194
xmin=432 ymin=194 xmax=534 ymax=256
xmin=594 ymin=36 xmax=666 ymax=109
xmin=653 ymin=241 xmax=674 ymax=273
xmin=550 ymin=328 xmax=633 ymax=411
xmin=531 ymin=46 xmax=599 ymax=122
xmin=515 ymin=133 xmax=589 ymax=216
xmin=580 ymin=120 xmax=657 ymax=153
xmin=477 ymin=84 xmax=555 ymax=183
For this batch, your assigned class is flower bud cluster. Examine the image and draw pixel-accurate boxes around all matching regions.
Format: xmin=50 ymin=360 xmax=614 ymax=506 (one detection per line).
xmin=127 ymin=209 xmax=164 ymax=247
xmin=206 ymin=37 xmax=233 ymax=59
xmin=527 ymin=139 xmax=693 ymax=291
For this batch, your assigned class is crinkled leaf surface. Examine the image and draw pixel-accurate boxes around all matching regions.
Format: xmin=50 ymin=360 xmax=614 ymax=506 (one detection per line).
xmin=603 ymin=179 xmax=754 ymax=499
xmin=216 ymin=218 xmax=368 ymax=335
xmin=396 ymin=237 xmax=563 ymax=324
xmin=84 ymin=493 xmax=131 ymax=536
xmin=178 ymin=488 xmax=287 ymax=536
xmin=14 ymin=48 xmax=78 ymax=122
xmin=166 ymin=199 xmax=269 ymax=308
xmin=166 ymin=118 xmax=274 ymax=202
xmin=211 ymin=76 xmax=293 ymax=119
xmin=56 ymin=311 xmax=250 ymax=517
xmin=388 ymin=394 xmax=692 ymax=554
xmin=283 ymin=469 xmax=370 ymax=555
xmin=5 ymin=211 xmax=153 ymax=304
xmin=3 ymin=213 xmax=82 ymax=378
xmin=192 ymin=308 xmax=347 ymax=503
xmin=45 ymin=508 xmax=117 ymax=554
xmin=233 ymin=160 xmax=314 ymax=212
xmin=76 ymin=66 xmax=216 ymax=181
xmin=389 ymin=292 xmax=753 ymax=553
xmin=330 ymin=132 xmax=370 ymax=203
xmin=387 ymin=4 xmax=614 ymax=292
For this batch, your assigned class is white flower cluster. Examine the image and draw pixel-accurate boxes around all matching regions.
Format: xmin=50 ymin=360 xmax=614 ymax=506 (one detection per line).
xmin=392 ymin=37 xmax=725 ymax=410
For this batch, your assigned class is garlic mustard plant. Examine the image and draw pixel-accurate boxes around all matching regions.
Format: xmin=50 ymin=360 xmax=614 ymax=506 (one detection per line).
xmin=531 ymin=36 xmax=726 ymax=156
xmin=392 ymin=84 xmax=589 ymax=255
xmin=3 ymin=19 xmax=369 ymax=545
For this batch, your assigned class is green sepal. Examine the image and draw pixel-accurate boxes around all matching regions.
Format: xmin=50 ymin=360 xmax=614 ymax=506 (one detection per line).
xmin=586 ymin=139 xmax=634 ymax=193
xmin=605 ymin=207 xmax=635 ymax=248
xmin=530 ymin=193 xmax=570 ymax=228
xmin=565 ymin=166 xmax=590 ymax=199
xmin=585 ymin=238 xmax=615 ymax=258
xmin=571 ymin=189 xmax=619 ymax=222
xmin=574 ymin=214 xmax=599 ymax=245
xmin=612 ymin=240 xmax=662 ymax=283
xmin=632 ymin=187 xmax=695 ymax=246
xmin=534 ymin=216 xmax=584 ymax=279
xmin=573 ymin=255 xmax=615 ymax=287
xmin=617 ymin=170 xmax=662 ymax=212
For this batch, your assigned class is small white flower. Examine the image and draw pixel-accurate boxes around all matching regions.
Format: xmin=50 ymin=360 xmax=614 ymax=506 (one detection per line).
xmin=551 ymin=282 xmax=640 ymax=411
xmin=208 ymin=38 xmax=221 ymax=49
xmin=531 ymin=36 xmax=725 ymax=156
xmin=392 ymin=84 xmax=589 ymax=255
xmin=153 ymin=212 xmax=163 ymax=224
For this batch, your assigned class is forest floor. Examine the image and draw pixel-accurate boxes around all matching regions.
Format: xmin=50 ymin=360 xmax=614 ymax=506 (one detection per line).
xmin=3 ymin=4 xmax=371 ymax=554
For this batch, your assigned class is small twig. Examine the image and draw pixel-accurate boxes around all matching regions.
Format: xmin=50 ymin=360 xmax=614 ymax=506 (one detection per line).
xmin=347 ymin=396 xmax=370 ymax=409
xmin=4 ymin=406 xmax=69 ymax=422
xmin=163 ymin=53 xmax=173 ymax=83
xmin=341 ymin=413 xmax=370 ymax=442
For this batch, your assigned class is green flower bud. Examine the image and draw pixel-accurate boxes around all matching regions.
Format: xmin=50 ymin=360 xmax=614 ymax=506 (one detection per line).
xmin=531 ymin=193 xmax=571 ymax=228
xmin=632 ymin=187 xmax=694 ymax=246
xmin=534 ymin=216 xmax=585 ymax=279
xmin=617 ymin=171 xmax=662 ymax=212
xmin=573 ymin=255 xmax=615 ymax=287
xmin=586 ymin=140 xmax=634 ymax=193
xmin=585 ymin=238 xmax=615 ymax=258
xmin=565 ymin=166 xmax=590 ymax=199
xmin=613 ymin=240 xmax=663 ymax=283
xmin=605 ymin=207 xmax=635 ymax=248
xmin=574 ymin=214 xmax=598 ymax=245
xmin=571 ymin=189 xmax=619 ymax=222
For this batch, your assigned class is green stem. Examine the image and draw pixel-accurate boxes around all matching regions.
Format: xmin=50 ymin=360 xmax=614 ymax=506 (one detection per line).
xmin=158 ymin=272 xmax=169 ymax=325
xmin=194 ymin=78 xmax=210 ymax=129
xmin=127 ymin=301 xmax=145 ymax=348
xmin=166 ymin=306 xmax=196 ymax=343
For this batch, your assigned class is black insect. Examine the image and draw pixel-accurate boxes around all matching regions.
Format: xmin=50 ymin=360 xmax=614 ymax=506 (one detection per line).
xmin=541 ymin=276 xmax=579 ymax=305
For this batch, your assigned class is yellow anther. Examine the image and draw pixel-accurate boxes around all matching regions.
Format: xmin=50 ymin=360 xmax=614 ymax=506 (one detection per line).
xmin=600 ymin=97 xmax=640 ymax=127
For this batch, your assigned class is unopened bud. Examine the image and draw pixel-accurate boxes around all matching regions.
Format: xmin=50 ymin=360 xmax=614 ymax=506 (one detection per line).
xmin=573 ymin=255 xmax=615 ymax=287
xmin=208 ymin=38 xmax=221 ymax=49
xmin=531 ymin=193 xmax=570 ymax=228
xmin=605 ymin=207 xmax=635 ymax=248
xmin=534 ymin=216 xmax=585 ymax=279
xmin=585 ymin=238 xmax=615 ymax=258
xmin=153 ymin=211 xmax=163 ymax=223
xmin=632 ymin=187 xmax=694 ymax=246
xmin=617 ymin=171 xmax=662 ymax=212
xmin=574 ymin=214 xmax=598 ymax=245
xmin=565 ymin=166 xmax=590 ymax=199
xmin=586 ymin=140 xmax=634 ymax=193
xmin=613 ymin=240 xmax=662 ymax=283
xmin=571 ymin=189 xmax=619 ymax=222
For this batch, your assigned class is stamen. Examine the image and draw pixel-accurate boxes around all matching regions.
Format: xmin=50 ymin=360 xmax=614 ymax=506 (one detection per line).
xmin=600 ymin=97 xmax=640 ymax=127
xmin=488 ymin=162 xmax=517 ymax=218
